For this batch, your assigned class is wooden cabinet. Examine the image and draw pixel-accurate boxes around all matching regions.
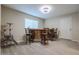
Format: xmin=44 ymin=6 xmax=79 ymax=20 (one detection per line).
xmin=30 ymin=29 xmax=44 ymax=41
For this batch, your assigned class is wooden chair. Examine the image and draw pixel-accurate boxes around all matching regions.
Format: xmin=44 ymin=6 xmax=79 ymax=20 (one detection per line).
xmin=40 ymin=28 xmax=49 ymax=45
xmin=25 ymin=28 xmax=32 ymax=44
xmin=49 ymin=28 xmax=58 ymax=41
xmin=54 ymin=28 xmax=59 ymax=39
xmin=29 ymin=29 xmax=35 ymax=42
xmin=49 ymin=28 xmax=55 ymax=41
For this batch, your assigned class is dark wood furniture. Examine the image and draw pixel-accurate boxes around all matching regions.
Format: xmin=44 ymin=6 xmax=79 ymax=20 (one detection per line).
xmin=49 ymin=28 xmax=58 ymax=41
xmin=25 ymin=28 xmax=32 ymax=44
xmin=24 ymin=28 xmax=59 ymax=45
xmin=40 ymin=28 xmax=49 ymax=45
xmin=29 ymin=29 xmax=35 ymax=42
xmin=29 ymin=29 xmax=44 ymax=41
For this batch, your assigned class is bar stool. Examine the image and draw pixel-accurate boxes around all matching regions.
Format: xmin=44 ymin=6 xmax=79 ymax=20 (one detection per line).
xmin=49 ymin=28 xmax=55 ymax=41
xmin=29 ymin=30 xmax=35 ymax=42
xmin=40 ymin=28 xmax=49 ymax=45
xmin=25 ymin=28 xmax=32 ymax=44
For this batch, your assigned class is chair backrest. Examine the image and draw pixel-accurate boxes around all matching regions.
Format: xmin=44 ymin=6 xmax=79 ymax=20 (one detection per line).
xmin=50 ymin=28 xmax=59 ymax=38
xmin=25 ymin=28 xmax=30 ymax=34
xmin=29 ymin=29 xmax=35 ymax=39
xmin=50 ymin=28 xmax=54 ymax=33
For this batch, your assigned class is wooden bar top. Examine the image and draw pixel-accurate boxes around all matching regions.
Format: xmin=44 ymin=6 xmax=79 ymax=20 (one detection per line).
xmin=29 ymin=28 xmax=44 ymax=31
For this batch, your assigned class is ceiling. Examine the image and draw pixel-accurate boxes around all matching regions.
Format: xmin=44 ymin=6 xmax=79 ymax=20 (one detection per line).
xmin=3 ymin=4 xmax=79 ymax=19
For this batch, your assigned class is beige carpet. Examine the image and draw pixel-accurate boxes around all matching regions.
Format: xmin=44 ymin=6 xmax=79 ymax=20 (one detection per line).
xmin=1 ymin=39 xmax=79 ymax=55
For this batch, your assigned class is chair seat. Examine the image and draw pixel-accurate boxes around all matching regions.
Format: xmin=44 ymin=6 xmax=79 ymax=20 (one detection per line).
xmin=26 ymin=33 xmax=32 ymax=35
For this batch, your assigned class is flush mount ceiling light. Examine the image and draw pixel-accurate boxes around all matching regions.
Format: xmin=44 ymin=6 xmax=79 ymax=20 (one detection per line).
xmin=39 ymin=5 xmax=52 ymax=14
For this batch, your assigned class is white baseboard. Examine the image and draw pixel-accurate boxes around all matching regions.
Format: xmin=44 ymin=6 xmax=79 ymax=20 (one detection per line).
xmin=59 ymin=38 xmax=79 ymax=43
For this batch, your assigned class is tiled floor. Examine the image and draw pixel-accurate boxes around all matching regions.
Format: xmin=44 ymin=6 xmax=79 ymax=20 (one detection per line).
xmin=1 ymin=39 xmax=79 ymax=55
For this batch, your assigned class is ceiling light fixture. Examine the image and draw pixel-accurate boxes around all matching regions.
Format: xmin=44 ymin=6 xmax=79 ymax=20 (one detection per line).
xmin=39 ymin=5 xmax=52 ymax=14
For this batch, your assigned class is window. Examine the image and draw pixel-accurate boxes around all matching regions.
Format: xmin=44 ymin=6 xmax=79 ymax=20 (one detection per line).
xmin=25 ymin=19 xmax=38 ymax=29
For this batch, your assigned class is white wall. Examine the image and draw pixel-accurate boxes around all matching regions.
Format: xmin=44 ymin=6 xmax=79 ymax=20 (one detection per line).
xmin=45 ymin=14 xmax=73 ymax=39
xmin=45 ymin=18 xmax=60 ymax=29
xmin=0 ymin=5 xmax=1 ymax=39
xmin=1 ymin=6 xmax=44 ymax=42
xmin=45 ymin=13 xmax=79 ymax=42
xmin=72 ymin=13 xmax=79 ymax=42
xmin=0 ymin=5 xmax=1 ymax=54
